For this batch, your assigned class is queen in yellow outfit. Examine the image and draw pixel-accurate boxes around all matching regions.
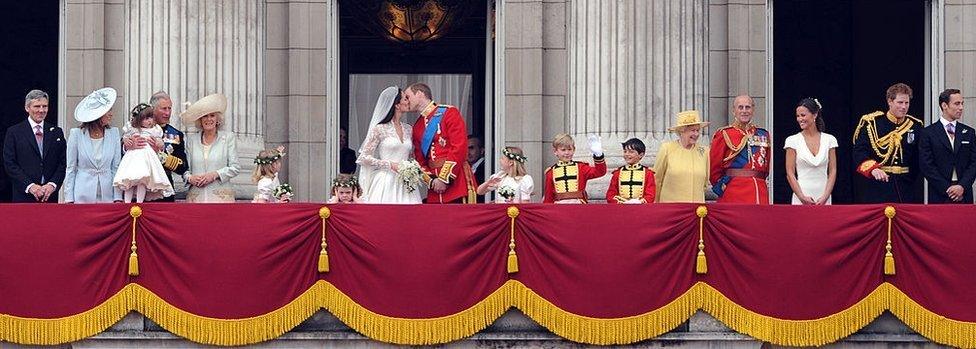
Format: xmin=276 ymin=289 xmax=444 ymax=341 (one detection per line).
xmin=654 ymin=110 xmax=711 ymax=203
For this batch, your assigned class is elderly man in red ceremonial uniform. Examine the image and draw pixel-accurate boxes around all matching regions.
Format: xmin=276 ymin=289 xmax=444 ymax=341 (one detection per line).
xmin=406 ymin=83 xmax=478 ymax=203
xmin=709 ymin=95 xmax=771 ymax=204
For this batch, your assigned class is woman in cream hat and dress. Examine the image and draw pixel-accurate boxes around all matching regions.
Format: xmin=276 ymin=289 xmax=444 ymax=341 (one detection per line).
xmin=181 ymin=93 xmax=240 ymax=203
xmin=63 ymin=87 xmax=124 ymax=203
xmin=653 ymin=110 xmax=711 ymax=203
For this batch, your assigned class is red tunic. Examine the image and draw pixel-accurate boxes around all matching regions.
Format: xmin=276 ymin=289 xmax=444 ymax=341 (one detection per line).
xmin=605 ymin=164 xmax=656 ymax=204
xmin=411 ymin=102 xmax=478 ymax=203
xmin=708 ymin=124 xmax=771 ymax=204
xmin=542 ymin=158 xmax=607 ymax=203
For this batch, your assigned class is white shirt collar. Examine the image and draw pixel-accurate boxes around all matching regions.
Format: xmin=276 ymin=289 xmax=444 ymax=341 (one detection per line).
xmin=28 ymin=118 xmax=44 ymax=130
xmin=471 ymin=157 xmax=485 ymax=170
xmin=940 ymin=116 xmax=957 ymax=128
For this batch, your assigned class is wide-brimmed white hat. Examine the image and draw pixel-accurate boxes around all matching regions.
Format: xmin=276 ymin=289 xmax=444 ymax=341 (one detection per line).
xmin=74 ymin=87 xmax=117 ymax=123
xmin=180 ymin=93 xmax=227 ymax=124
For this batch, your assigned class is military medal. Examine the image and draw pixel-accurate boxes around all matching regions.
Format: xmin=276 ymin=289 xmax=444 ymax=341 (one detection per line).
xmin=438 ymin=137 xmax=447 ymax=147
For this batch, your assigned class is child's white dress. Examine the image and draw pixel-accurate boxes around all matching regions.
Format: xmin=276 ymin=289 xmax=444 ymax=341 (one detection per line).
xmin=113 ymin=125 xmax=175 ymax=201
xmin=252 ymin=174 xmax=281 ymax=203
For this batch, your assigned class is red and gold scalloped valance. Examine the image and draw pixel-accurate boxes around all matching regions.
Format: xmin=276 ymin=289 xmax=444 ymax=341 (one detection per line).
xmin=0 ymin=203 xmax=973 ymax=347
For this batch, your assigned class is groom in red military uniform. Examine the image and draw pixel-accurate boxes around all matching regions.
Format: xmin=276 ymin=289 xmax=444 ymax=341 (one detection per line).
xmin=406 ymin=83 xmax=478 ymax=203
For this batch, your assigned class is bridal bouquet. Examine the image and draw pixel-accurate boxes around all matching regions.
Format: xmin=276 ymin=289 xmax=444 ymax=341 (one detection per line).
xmin=273 ymin=183 xmax=294 ymax=201
xmin=397 ymin=160 xmax=424 ymax=193
xmin=497 ymin=185 xmax=517 ymax=201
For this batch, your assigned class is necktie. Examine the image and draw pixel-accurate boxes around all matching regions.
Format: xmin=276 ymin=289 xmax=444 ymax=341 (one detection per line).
xmin=34 ymin=125 xmax=43 ymax=155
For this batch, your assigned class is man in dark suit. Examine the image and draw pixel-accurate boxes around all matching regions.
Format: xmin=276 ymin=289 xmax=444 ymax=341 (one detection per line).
xmin=919 ymin=88 xmax=976 ymax=204
xmin=3 ymin=89 xmax=66 ymax=202
xmin=467 ymin=135 xmax=486 ymax=203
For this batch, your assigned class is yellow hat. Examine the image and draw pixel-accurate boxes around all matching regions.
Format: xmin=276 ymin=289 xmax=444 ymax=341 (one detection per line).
xmin=668 ymin=110 xmax=709 ymax=131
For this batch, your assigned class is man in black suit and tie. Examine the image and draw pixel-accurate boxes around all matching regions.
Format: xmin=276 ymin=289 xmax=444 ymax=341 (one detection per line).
xmin=919 ymin=88 xmax=976 ymax=204
xmin=3 ymin=89 xmax=66 ymax=202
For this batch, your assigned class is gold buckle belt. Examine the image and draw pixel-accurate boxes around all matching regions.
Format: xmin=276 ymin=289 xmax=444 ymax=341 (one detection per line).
xmin=880 ymin=166 xmax=909 ymax=174
xmin=725 ymin=169 xmax=765 ymax=178
xmin=554 ymin=191 xmax=586 ymax=201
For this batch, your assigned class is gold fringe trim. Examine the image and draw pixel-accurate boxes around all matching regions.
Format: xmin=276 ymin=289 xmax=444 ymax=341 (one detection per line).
xmin=321 ymin=280 xmax=512 ymax=345
xmin=4 ymin=282 xmax=976 ymax=347
xmin=699 ymin=282 xmax=887 ymax=347
xmin=888 ymin=284 xmax=976 ymax=348
xmin=512 ymin=281 xmax=699 ymax=344
xmin=132 ymin=283 xmax=320 ymax=346
xmin=0 ymin=284 xmax=134 ymax=345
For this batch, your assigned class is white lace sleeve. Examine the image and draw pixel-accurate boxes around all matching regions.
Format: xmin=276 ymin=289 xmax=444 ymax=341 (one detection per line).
xmin=356 ymin=125 xmax=393 ymax=171
xmin=518 ymin=175 xmax=534 ymax=203
xmin=253 ymin=178 xmax=275 ymax=202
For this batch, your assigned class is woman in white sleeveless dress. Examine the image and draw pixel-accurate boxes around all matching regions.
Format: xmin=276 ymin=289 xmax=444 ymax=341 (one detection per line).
xmin=784 ymin=98 xmax=838 ymax=205
xmin=356 ymin=86 xmax=423 ymax=204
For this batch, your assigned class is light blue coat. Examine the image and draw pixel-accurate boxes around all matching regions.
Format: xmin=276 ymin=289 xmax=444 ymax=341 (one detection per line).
xmin=63 ymin=127 xmax=123 ymax=203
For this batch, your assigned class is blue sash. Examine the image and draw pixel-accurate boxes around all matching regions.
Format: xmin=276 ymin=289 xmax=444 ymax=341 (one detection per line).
xmin=420 ymin=106 xmax=447 ymax=158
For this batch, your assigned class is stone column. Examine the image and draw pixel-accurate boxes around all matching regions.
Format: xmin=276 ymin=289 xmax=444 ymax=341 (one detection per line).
xmin=265 ymin=0 xmax=338 ymax=201
xmin=708 ymin=0 xmax=767 ymax=128
xmin=123 ymin=0 xmax=265 ymax=198
xmin=62 ymin=0 xmax=126 ymax=131
xmin=565 ymin=0 xmax=709 ymax=197
xmin=945 ymin=0 xmax=976 ymax=108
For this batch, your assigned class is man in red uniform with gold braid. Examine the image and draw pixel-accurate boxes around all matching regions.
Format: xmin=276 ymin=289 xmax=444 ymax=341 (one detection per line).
xmin=405 ymin=83 xmax=478 ymax=204
xmin=709 ymin=95 xmax=772 ymax=204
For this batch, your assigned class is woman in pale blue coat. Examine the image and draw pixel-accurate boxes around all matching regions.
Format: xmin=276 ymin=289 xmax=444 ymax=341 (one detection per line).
xmin=64 ymin=87 xmax=123 ymax=203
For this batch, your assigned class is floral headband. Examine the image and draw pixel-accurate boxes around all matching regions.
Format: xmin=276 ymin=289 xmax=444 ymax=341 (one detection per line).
xmin=332 ymin=176 xmax=359 ymax=189
xmin=254 ymin=149 xmax=286 ymax=165
xmin=502 ymin=148 xmax=527 ymax=163
xmin=130 ymin=103 xmax=152 ymax=119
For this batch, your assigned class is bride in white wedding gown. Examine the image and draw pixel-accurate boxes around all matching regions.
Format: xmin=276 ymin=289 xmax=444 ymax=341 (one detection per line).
xmin=356 ymin=86 xmax=423 ymax=204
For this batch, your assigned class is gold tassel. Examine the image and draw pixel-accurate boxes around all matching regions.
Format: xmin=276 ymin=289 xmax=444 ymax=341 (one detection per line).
xmin=696 ymin=249 xmax=707 ymax=274
xmin=319 ymin=207 xmax=331 ymax=273
xmin=884 ymin=206 xmax=896 ymax=276
xmin=128 ymin=206 xmax=142 ymax=276
xmin=507 ymin=206 xmax=520 ymax=274
xmin=695 ymin=205 xmax=708 ymax=274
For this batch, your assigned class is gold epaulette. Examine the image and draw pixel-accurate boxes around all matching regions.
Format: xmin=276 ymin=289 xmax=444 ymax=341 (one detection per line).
xmin=906 ymin=114 xmax=922 ymax=124
xmin=853 ymin=111 xmax=885 ymax=143
xmin=860 ymin=111 xmax=884 ymax=122
xmin=437 ymin=103 xmax=455 ymax=109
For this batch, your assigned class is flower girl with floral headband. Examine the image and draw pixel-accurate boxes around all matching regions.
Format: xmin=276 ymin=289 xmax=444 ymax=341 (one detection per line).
xmin=476 ymin=146 xmax=534 ymax=203
xmin=252 ymin=146 xmax=291 ymax=203
xmin=328 ymin=173 xmax=362 ymax=203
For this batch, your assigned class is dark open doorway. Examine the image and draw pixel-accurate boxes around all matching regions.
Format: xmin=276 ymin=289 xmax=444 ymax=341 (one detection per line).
xmin=772 ymin=0 xmax=926 ymax=204
xmin=0 ymin=1 xmax=59 ymax=202
xmin=336 ymin=1 xmax=489 ymax=177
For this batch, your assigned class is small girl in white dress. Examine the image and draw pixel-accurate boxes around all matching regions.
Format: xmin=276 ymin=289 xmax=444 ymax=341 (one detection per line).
xmin=327 ymin=173 xmax=362 ymax=204
xmin=252 ymin=146 xmax=290 ymax=203
xmin=113 ymin=103 xmax=174 ymax=202
xmin=477 ymin=146 xmax=534 ymax=203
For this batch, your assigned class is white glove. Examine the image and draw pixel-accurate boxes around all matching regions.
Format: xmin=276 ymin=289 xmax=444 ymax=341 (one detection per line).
xmin=625 ymin=198 xmax=642 ymax=204
xmin=587 ymin=134 xmax=604 ymax=157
